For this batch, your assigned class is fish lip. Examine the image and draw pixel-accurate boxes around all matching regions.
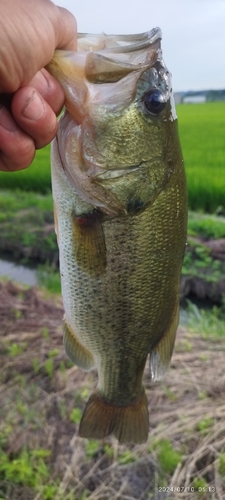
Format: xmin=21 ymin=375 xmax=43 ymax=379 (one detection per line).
xmin=77 ymin=28 xmax=162 ymax=53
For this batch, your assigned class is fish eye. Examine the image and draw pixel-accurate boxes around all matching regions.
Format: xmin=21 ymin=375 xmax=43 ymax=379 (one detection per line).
xmin=143 ymin=89 xmax=167 ymax=115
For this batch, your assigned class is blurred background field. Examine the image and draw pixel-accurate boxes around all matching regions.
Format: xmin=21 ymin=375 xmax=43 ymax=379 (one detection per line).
xmin=177 ymin=102 xmax=225 ymax=213
xmin=0 ymin=101 xmax=224 ymax=214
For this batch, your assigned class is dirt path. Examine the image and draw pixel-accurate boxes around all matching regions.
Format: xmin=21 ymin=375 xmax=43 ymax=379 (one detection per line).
xmin=0 ymin=281 xmax=225 ymax=499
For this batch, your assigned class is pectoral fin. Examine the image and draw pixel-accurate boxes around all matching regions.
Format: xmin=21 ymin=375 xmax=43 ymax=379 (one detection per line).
xmin=149 ymin=303 xmax=179 ymax=381
xmin=72 ymin=211 xmax=107 ymax=276
xmin=63 ymin=321 xmax=95 ymax=371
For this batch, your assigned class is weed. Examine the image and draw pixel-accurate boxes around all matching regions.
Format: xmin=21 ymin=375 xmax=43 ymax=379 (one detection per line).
xmin=13 ymin=373 xmax=26 ymax=387
xmin=182 ymin=238 xmax=225 ymax=284
xmin=198 ymin=390 xmax=207 ymax=400
xmin=44 ymin=358 xmax=54 ymax=379
xmin=40 ymin=483 xmax=59 ymax=500
xmin=42 ymin=326 xmax=50 ymax=340
xmin=196 ymin=416 xmax=214 ymax=433
xmin=152 ymin=438 xmax=182 ymax=475
xmin=85 ymin=440 xmax=100 ymax=459
xmin=192 ymin=477 xmax=208 ymax=496
xmin=162 ymin=385 xmax=178 ymax=401
xmin=38 ymin=265 xmax=61 ymax=294
xmin=0 ymin=447 xmax=50 ymax=488
xmin=48 ymin=348 xmax=60 ymax=358
xmin=7 ymin=342 xmax=27 ymax=357
xmin=118 ymin=450 xmax=137 ymax=464
xmin=186 ymin=301 xmax=225 ymax=338
xmin=188 ymin=212 xmax=225 ymax=239
xmin=80 ymin=387 xmax=89 ymax=399
xmin=103 ymin=443 xmax=114 ymax=458
xmin=59 ymin=361 xmax=66 ymax=373
xmin=32 ymin=357 xmax=39 ymax=374
xmin=200 ymin=354 xmax=208 ymax=361
xmin=218 ymin=453 xmax=225 ymax=477
xmin=69 ymin=408 xmax=82 ymax=424
xmin=58 ymin=400 xmax=67 ymax=420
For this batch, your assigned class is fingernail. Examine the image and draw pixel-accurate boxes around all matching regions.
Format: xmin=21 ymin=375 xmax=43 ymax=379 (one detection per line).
xmin=0 ymin=104 xmax=17 ymax=132
xmin=22 ymin=90 xmax=44 ymax=121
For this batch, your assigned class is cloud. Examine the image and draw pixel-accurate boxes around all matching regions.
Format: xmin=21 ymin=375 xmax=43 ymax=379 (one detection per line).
xmin=57 ymin=0 xmax=225 ymax=91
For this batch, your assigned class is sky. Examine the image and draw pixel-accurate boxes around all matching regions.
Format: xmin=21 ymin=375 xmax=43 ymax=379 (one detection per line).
xmin=56 ymin=0 xmax=225 ymax=92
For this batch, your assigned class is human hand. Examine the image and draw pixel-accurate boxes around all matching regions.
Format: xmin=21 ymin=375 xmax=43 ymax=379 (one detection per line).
xmin=0 ymin=0 xmax=77 ymax=171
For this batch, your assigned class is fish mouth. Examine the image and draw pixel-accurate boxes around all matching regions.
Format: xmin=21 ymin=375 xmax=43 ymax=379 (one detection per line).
xmin=75 ymin=29 xmax=162 ymax=84
xmin=77 ymin=28 xmax=162 ymax=55
xmin=48 ymin=28 xmax=162 ymax=78
xmin=46 ymin=29 xmax=163 ymax=120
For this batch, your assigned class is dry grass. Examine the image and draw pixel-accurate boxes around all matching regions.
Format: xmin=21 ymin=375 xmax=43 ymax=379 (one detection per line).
xmin=0 ymin=281 xmax=225 ymax=500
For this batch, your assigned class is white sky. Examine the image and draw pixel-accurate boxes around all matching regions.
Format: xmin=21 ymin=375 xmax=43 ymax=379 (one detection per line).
xmin=56 ymin=0 xmax=225 ymax=92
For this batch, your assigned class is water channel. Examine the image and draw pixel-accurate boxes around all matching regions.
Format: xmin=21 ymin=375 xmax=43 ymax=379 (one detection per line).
xmin=0 ymin=258 xmax=38 ymax=286
xmin=0 ymin=258 xmax=190 ymax=326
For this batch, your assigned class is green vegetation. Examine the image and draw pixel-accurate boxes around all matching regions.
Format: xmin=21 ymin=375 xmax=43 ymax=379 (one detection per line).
xmin=69 ymin=408 xmax=82 ymax=424
xmin=177 ymin=102 xmax=225 ymax=212
xmin=0 ymin=448 xmax=50 ymax=490
xmin=117 ymin=450 xmax=137 ymax=464
xmin=151 ymin=438 xmax=182 ymax=475
xmin=219 ymin=453 xmax=225 ymax=477
xmin=192 ymin=477 xmax=209 ymax=497
xmin=37 ymin=265 xmax=61 ymax=293
xmin=196 ymin=416 xmax=214 ymax=433
xmin=188 ymin=211 xmax=225 ymax=239
xmin=186 ymin=300 xmax=225 ymax=338
xmin=182 ymin=238 xmax=225 ymax=284
xmin=1 ymin=280 xmax=225 ymax=498
xmin=0 ymin=102 xmax=224 ymax=212
xmin=0 ymin=189 xmax=58 ymax=266
xmin=0 ymin=146 xmax=51 ymax=193
xmin=0 ymin=447 xmax=77 ymax=499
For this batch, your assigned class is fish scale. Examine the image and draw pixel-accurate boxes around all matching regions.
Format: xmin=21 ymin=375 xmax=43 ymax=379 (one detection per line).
xmin=47 ymin=28 xmax=187 ymax=444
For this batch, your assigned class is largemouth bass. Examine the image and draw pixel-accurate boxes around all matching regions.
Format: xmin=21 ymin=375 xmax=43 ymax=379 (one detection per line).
xmin=47 ymin=28 xmax=187 ymax=444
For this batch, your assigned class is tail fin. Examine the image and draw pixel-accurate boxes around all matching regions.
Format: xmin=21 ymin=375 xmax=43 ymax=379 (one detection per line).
xmin=79 ymin=390 xmax=149 ymax=444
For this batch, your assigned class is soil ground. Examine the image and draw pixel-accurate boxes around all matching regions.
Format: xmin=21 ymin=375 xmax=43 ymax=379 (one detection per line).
xmin=1 ymin=281 xmax=225 ymax=500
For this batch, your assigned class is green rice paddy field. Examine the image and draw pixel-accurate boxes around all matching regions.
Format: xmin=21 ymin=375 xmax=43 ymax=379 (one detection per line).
xmin=0 ymin=101 xmax=224 ymax=213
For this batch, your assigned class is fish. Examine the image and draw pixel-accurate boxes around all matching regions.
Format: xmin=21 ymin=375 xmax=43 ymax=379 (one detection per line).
xmin=46 ymin=28 xmax=187 ymax=444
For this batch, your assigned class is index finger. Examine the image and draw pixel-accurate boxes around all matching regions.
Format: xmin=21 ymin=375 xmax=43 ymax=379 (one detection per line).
xmin=56 ymin=6 xmax=77 ymax=51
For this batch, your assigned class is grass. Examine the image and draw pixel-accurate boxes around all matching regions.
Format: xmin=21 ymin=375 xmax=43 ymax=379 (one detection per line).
xmin=188 ymin=211 xmax=225 ymax=239
xmin=186 ymin=299 xmax=225 ymax=338
xmin=0 ymin=189 xmax=58 ymax=266
xmin=0 ymin=145 xmax=51 ymax=193
xmin=0 ymin=188 xmax=53 ymax=213
xmin=1 ymin=281 xmax=225 ymax=499
xmin=37 ymin=265 xmax=61 ymax=293
xmin=177 ymin=102 xmax=225 ymax=212
xmin=0 ymin=102 xmax=224 ymax=212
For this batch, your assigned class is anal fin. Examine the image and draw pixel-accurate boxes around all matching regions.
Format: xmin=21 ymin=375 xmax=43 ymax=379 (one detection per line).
xmin=72 ymin=211 xmax=107 ymax=276
xmin=63 ymin=321 xmax=95 ymax=371
xmin=150 ymin=303 xmax=179 ymax=381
